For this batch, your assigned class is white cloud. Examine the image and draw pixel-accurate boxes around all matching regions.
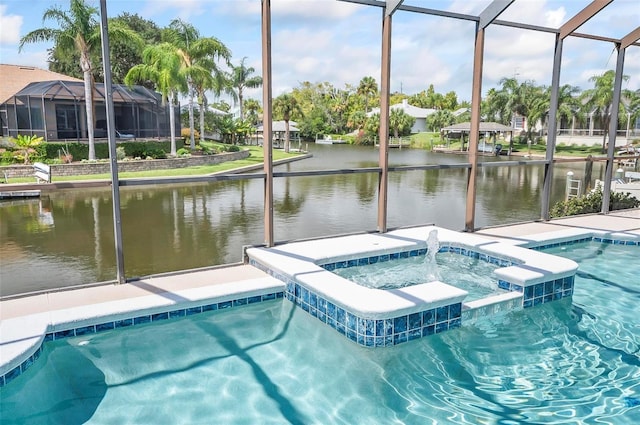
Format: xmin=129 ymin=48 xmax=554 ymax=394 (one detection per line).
xmin=141 ymin=0 xmax=205 ymax=21
xmin=0 ymin=5 xmax=22 ymax=45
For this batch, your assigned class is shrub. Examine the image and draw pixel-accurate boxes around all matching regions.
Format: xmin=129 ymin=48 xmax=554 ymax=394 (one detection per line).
xmin=550 ymin=187 xmax=640 ymax=218
xmin=181 ymin=128 xmax=200 ymax=142
xmin=226 ymin=145 xmax=240 ymax=152
xmin=176 ymin=148 xmax=191 ymax=156
xmin=142 ymin=148 xmax=167 ymax=159
xmin=116 ymin=146 xmax=126 ymax=160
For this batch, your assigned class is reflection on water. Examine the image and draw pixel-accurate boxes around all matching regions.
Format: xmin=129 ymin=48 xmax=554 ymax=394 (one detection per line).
xmin=0 ymin=144 xmax=604 ymax=296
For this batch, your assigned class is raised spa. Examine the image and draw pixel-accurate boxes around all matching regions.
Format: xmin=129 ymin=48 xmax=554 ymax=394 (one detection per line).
xmin=247 ymin=225 xmax=578 ymax=347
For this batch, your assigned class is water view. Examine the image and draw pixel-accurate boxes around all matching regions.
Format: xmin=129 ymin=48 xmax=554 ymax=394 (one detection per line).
xmin=0 ymin=144 xmax=604 ymax=296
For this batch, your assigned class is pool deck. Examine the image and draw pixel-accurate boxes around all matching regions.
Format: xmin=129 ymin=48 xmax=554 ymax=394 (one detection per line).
xmin=2 ymin=210 xmax=640 ymax=382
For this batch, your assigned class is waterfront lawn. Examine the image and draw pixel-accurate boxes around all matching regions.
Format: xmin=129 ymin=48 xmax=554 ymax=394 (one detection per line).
xmin=4 ymin=146 xmax=301 ymax=183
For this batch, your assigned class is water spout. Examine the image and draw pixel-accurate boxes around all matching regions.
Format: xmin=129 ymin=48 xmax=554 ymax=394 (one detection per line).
xmin=425 ymin=229 xmax=440 ymax=281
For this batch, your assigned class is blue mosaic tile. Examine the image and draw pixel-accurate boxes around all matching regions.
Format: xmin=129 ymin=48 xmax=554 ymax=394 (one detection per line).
xmin=347 ymin=329 xmax=357 ymax=341
xmin=394 ymin=316 xmax=407 ymax=333
xmin=436 ymin=306 xmax=449 ymax=323
xmin=534 ymin=284 xmax=544 ymax=298
xmin=115 ymin=318 xmax=133 ymax=328
xmin=4 ymin=367 xmax=20 ymax=385
xmin=151 ymin=312 xmax=169 ymax=321
xmin=169 ymin=309 xmax=186 ymax=318
xmin=408 ymin=313 xmax=421 ymax=330
xmin=317 ymin=298 xmax=327 ymax=314
xmin=364 ymin=319 xmax=375 ymax=336
xmin=435 ymin=322 xmax=449 ymax=333
xmin=20 ymin=356 xmax=33 ymax=372
xmin=233 ymin=298 xmax=248 ymax=308
xmin=348 ymin=314 xmax=358 ymax=332
xmin=54 ymin=329 xmax=75 ymax=339
xmin=218 ymin=300 xmax=232 ymax=309
xmin=186 ymin=306 xmax=202 ymax=315
xmin=394 ymin=332 xmax=408 ymax=345
xmin=134 ymin=315 xmax=151 ymax=325
xmin=450 ymin=303 xmax=462 ymax=319
xmin=327 ymin=302 xmax=336 ymax=320
xmin=422 ymin=325 xmax=435 ymax=336
xmin=75 ymin=325 xmax=95 ymax=336
xmin=248 ymin=296 xmax=262 ymax=304
xmin=423 ymin=309 xmax=435 ymax=325
xmin=96 ymin=322 xmax=115 ymax=332
xmin=375 ymin=320 xmax=385 ymax=337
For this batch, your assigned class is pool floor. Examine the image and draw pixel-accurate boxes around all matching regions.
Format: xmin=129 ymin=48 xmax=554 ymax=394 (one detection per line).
xmin=2 ymin=286 xmax=639 ymax=424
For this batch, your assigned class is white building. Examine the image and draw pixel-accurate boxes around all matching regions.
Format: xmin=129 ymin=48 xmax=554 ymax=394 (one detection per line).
xmin=369 ymin=99 xmax=437 ymax=133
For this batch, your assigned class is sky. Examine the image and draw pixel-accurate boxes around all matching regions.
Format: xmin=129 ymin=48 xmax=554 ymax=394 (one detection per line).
xmin=1 ymin=0 xmax=639 ymax=107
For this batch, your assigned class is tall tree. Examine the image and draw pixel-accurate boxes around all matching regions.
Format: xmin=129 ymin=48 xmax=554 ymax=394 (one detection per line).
xmin=20 ymin=0 xmax=142 ymax=159
xmin=357 ymin=76 xmax=378 ymax=113
xmin=228 ymin=57 xmax=262 ymax=120
xmin=163 ymin=18 xmax=231 ymax=149
xmin=125 ymin=43 xmax=185 ymax=156
xmin=273 ymin=93 xmax=303 ymax=153
xmin=389 ymin=108 xmax=415 ymax=138
xmin=108 ymin=13 xmax=162 ymax=84
xmin=243 ymin=98 xmax=262 ymax=126
xmin=580 ymin=70 xmax=630 ymax=151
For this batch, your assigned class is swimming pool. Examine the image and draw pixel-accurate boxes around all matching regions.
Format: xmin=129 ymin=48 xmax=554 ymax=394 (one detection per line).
xmin=1 ymin=237 xmax=638 ymax=423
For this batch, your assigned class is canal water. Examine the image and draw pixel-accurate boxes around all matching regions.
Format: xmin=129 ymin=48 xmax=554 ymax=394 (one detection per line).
xmin=0 ymin=144 xmax=603 ymax=296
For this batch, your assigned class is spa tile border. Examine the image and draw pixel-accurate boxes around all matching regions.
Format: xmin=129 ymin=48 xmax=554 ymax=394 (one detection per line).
xmin=320 ymin=245 xmax=517 ymax=272
xmin=250 ymin=259 xmax=461 ymax=347
xmin=0 ymin=291 xmax=284 ymax=388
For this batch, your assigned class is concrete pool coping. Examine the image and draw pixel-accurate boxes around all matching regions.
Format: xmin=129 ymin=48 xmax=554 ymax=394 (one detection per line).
xmin=246 ymin=226 xmax=579 ymax=319
xmin=2 ymin=210 xmax=639 ymax=382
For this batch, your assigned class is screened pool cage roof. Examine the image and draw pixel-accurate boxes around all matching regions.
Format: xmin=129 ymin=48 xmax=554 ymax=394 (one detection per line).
xmin=343 ymin=0 xmax=640 ymax=46
xmin=13 ymin=80 xmax=161 ymax=105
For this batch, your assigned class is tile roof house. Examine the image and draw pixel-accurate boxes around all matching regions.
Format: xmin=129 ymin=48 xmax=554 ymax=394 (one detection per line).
xmin=0 ymin=64 xmax=177 ymax=141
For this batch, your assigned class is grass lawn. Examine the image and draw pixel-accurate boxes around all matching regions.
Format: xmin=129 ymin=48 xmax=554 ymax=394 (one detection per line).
xmin=3 ymin=145 xmax=302 ymax=184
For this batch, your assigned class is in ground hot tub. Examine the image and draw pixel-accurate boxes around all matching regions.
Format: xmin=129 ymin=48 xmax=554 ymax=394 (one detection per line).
xmin=246 ymin=226 xmax=578 ymax=347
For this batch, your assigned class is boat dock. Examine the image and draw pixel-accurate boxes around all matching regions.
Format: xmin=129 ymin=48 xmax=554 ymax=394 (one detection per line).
xmin=0 ymin=190 xmax=41 ymax=200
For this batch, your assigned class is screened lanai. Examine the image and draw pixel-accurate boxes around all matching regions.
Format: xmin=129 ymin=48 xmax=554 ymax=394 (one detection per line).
xmin=0 ymin=80 xmax=177 ymax=141
xmin=91 ymin=0 xmax=639 ymax=285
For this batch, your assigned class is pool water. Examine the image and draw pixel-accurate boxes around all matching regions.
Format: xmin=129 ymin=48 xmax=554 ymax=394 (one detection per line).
xmin=1 ymin=241 xmax=639 ymax=424
xmin=331 ymin=252 xmax=505 ymax=301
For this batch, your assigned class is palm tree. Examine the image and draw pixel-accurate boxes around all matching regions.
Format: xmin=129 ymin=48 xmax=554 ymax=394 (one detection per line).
xmin=163 ymin=19 xmax=231 ymax=149
xmin=357 ymin=76 xmax=378 ymax=113
xmin=243 ymin=98 xmax=262 ymax=126
xmin=125 ymin=43 xmax=185 ymax=156
xmin=580 ymin=70 xmax=630 ymax=151
xmin=554 ymin=84 xmax=582 ymax=134
xmin=389 ymin=108 xmax=415 ymax=138
xmin=228 ymin=57 xmax=262 ymax=120
xmin=273 ymin=93 xmax=303 ymax=153
xmin=19 ymin=0 xmax=142 ymax=160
